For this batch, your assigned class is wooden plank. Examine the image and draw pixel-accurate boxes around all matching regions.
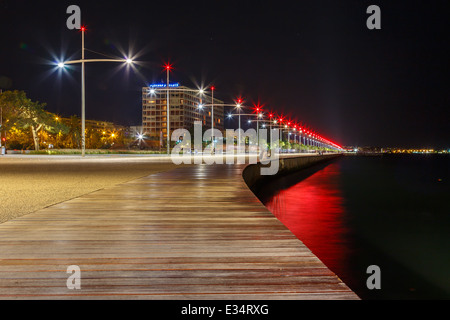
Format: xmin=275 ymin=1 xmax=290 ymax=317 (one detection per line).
xmin=0 ymin=163 xmax=359 ymax=299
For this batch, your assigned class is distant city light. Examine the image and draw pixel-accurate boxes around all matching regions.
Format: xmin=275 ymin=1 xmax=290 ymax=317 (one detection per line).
xmin=57 ymin=62 xmax=65 ymax=68
xmin=126 ymin=58 xmax=133 ymax=64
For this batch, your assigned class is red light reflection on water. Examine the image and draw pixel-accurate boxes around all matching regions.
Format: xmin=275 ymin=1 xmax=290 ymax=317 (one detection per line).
xmin=265 ymin=162 xmax=352 ymax=278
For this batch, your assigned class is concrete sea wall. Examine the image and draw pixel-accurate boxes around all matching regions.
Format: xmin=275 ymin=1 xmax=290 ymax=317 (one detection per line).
xmin=242 ymin=153 xmax=342 ymax=193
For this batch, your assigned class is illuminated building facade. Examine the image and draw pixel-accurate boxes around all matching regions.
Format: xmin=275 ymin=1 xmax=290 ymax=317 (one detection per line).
xmin=141 ymin=83 xmax=224 ymax=139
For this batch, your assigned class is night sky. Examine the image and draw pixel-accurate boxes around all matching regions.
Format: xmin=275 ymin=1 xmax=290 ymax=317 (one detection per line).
xmin=0 ymin=0 xmax=449 ymax=148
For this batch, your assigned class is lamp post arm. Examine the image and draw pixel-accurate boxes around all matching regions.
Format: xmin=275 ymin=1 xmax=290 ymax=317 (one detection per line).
xmin=64 ymin=58 xmax=129 ymax=65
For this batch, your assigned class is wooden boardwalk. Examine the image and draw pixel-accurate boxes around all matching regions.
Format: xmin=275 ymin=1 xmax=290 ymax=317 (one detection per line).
xmin=0 ymin=163 xmax=359 ymax=299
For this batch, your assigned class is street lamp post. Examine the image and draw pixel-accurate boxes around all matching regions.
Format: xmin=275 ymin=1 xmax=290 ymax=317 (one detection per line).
xmin=236 ymin=100 xmax=242 ymax=149
xmin=211 ymin=86 xmax=215 ymax=152
xmin=81 ymin=27 xmax=85 ymax=156
xmin=238 ymin=108 xmax=241 ymax=150
xmin=257 ymin=112 xmax=263 ymax=145
xmin=271 ymin=119 xmax=277 ymax=151
xmin=57 ymin=27 xmax=134 ymax=157
xmin=166 ymin=65 xmax=170 ymax=155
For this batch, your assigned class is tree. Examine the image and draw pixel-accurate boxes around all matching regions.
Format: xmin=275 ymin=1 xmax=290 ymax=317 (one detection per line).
xmin=0 ymin=90 xmax=64 ymax=150
xmin=62 ymin=115 xmax=82 ymax=149
xmin=0 ymin=90 xmax=23 ymax=132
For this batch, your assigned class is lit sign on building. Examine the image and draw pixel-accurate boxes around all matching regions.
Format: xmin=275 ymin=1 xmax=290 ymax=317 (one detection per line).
xmin=149 ymin=83 xmax=180 ymax=88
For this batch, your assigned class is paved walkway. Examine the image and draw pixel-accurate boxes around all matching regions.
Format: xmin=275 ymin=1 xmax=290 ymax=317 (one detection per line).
xmin=0 ymin=162 xmax=359 ymax=299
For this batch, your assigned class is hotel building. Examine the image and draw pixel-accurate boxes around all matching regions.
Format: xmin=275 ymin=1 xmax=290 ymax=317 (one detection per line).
xmin=141 ymin=83 xmax=224 ymax=140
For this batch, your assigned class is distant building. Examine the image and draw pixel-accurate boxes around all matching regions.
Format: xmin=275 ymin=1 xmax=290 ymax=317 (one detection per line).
xmin=141 ymin=83 xmax=224 ymax=140
xmin=57 ymin=117 xmax=126 ymax=134
xmin=129 ymin=125 xmax=143 ymax=136
xmin=84 ymin=119 xmax=124 ymax=132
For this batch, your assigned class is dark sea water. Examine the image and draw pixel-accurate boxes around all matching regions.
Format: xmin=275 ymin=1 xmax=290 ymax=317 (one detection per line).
xmin=258 ymin=154 xmax=450 ymax=300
